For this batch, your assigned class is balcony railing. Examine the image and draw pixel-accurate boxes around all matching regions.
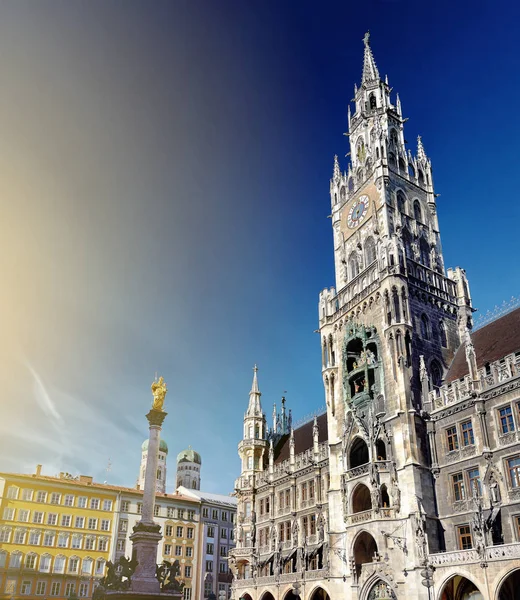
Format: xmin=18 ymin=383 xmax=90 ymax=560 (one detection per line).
xmin=429 ymin=353 xmax=520 ymax=409
xmin=233 ymin=568 xmax=329 ymax=589
xmin=429 ymin=542 xmax=520 ymax=566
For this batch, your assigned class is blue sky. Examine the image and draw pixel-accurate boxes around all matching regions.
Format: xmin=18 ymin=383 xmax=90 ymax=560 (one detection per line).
xmin=0 ymin=0 xmax=519 ymax=494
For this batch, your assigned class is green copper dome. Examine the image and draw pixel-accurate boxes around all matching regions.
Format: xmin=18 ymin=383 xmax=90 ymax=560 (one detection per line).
xmin=177 ymin=447 xmax=201 ymax=465
xmin=142 ymin=439 xmax=168 ymax=453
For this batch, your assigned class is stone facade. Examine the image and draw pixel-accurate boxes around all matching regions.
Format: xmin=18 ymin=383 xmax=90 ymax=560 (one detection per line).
xmin=229 ymin=33 xmax=520 ymax=600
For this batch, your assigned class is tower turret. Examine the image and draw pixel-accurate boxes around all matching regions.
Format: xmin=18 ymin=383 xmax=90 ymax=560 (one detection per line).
xmin=238 ymin=366 xmax=268 ymax=475
xmin=175 ymin=446 xmax=202 ymax=490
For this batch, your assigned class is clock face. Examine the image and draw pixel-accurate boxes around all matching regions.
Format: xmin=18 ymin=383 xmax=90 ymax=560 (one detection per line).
xmin=347 ymin=195 xmax=370 ymax=229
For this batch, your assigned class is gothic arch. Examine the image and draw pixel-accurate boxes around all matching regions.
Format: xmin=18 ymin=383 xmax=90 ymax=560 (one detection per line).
xmin=351 ymin=530 xmax=378 ymax=581
xmin=495 ymin=567 xmax=520 ymax=600
xmin=396 ymin=190 xmax=407 ymax=214
xmin=308 ymin=586 xmax=331 ymax=600
xmin=259 ymin=592 xmax=275 ymax=600
xmin=361 ymin=578 xmax=397 ymax=600
xmin=349 ymin=437 xmax=369 ymax=468
xmin=438 ymin=573 xmax=484 ymax=600
xmin=282 ymin=590 xmax=299 ymax=600
xmin=365 ymin=237 xmax=376 ymax=265
xmin=351 ymin=483 xmax=372 ymax=513
xmin=413 ymin=199 xmax=422 ymax=222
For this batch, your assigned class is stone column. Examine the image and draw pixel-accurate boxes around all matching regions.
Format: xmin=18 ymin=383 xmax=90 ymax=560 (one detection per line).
xmin=130 ymin=379 xmax=168 ymax=594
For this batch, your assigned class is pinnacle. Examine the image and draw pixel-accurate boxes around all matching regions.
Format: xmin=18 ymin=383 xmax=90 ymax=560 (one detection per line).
xmin=333 ymin=154 xmax=341 ymax=180
xmin=250 ymin=364 xmax=260 ymax=394
xmin=417 ymin=135 xmax=427 ymax=161
xmin=361 ymin=31 xmax=380 ymax=84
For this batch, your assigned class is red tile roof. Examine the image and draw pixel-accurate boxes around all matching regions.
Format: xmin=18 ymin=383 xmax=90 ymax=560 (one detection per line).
xmin=446 ymin=307 xmax=520 ymax=383
xmin=274 ymin=412 xmax=328 ymax=464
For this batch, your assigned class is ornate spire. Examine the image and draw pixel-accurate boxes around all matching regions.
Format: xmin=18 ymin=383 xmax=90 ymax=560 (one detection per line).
xmin=246 ymin=365 xmax=262 ymax=417
xmin=333 ymin=155 xmax=341 ymax=182
xmin=361 ymin=31 xmax=380 ymax=84
xmin=417 ymin=135 xmax=427 ymax=162
xmin=396 ymin=93 xmax=402 ymax=117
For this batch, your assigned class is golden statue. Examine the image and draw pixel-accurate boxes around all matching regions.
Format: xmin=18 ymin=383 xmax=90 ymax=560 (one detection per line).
xmin=151 ymin=376 xmax=167 ymax=411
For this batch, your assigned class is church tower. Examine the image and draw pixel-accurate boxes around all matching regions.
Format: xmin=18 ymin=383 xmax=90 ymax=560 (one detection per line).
xmin=176 ymin=447 xmax=202 ymax=490
xmin=236 ymin=366 xmax=268 ymax=548
xmin=138 ymin=438 xmax=168 ymax=494
xmin=319 ymin=32 xmax=473 ymax=594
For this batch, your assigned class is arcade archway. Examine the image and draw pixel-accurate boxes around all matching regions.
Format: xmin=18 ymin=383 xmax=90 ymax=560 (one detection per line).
xmin=352 ymin=531 xmax=378 ymax=581
xmin=498 ymin=568 xmax=520 ymax=600
xmin=439 ymin=574 xmax=483 ymax=600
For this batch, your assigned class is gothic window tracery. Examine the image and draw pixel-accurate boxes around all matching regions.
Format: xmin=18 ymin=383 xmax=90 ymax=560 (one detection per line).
xmin=413 ymin=199 xmax=422 ymax=222
xmin=420 ymin=314 xmax=430 ymax=340
xmin=365 ymin=237 xmax=376 ymax=265
xmin=396 ymin=191 xmax=407 ymax=214
xmin=418 ymin=170 xmax=425 ymax=187
xmin=430 ymin=359 xmax=443 ymax=389
xmin=408 ymin=163 xmax=415 ymax=178
xmin=343 ymin=324 xmax=381 ymax=406
xmin=419 ymin=237 xmax=430 ymax=267
xmin=369 ymin=93 xmax=377 ymax=110
xmin=349 ymin=252 xmax=360 ymax=279
xmin=439 ymin=321 xmax=447 ymax=347
xmin=348 ymin=177 xmax=354 ymax=192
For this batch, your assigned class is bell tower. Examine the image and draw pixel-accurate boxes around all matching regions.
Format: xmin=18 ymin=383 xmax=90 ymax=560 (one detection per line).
xmin=320 ymin=32 xmax=474 ymax=593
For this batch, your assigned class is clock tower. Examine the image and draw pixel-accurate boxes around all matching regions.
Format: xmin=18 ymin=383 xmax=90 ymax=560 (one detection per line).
xmin=319 ymin=32 xmax=474 ymax=593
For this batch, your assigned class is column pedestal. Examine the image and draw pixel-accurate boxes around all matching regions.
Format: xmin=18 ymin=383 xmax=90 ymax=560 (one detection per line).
xmin=129 ymin=522 xmax=162 ymax=593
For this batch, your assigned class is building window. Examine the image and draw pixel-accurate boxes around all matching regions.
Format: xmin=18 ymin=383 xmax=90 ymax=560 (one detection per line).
xmin=221 ymin=529 xmax=227 ymax=539
xmin=4 ymin=579 xmax=16 ymax=595
xmin=21 ymin=580 xmax=32 ymax=595
xmin=25 ymin=554 xmax=37 ymax=569
xmin=117 ymin=539 xmax=126 ymax=552
xmin=61 ymin=515 xmax=72 ymax=527
xmin=178 ymin=509 xmax=185 ymax=520
xmin=71 ymin=536 xmax=82 ymax=550
xmin=137 ymin=503 xmax=142 ymax=514
xmin=184 ymin=587 xmax=192 ymax=600
xmin=7 ymin=486 xmax=19 ymax=499
xmin=22 ymin=489 xmax=34 ymax=501
xmin=0 ymin=529 xmax=11 ymax=543
xmin=82 ymin=559 xmax=93 ymax=575
xmin=65 ymin=582 xmax=76 ymax=597
xmin=47 ymin=513 xmax=58 ymax=526
xmin=175 ymin=545 xmax=182 ymax=556
xmin=221 ymin=511 xmax=228 ymax=521
xmin=40 ymin=555 xmax=51 ymax=572
xmin=204 ymin=581 xmax=212 ymax=598
xmin=508 ymin=456 xmax=520 ymax=488
xmin=167 ymin=508 xmax=175 ymax=518
xmin=103 ymin=500 xmax=112 ymax=511
xmin=79 ymin=583 xmax=89 ymax=597
xmin=207 ymin=526 xmax=214 ymax=538
xmin=90 ymin=498 xmax=100 ymax=510
xmin=9 ymin=553 xmax=22 ymax=568
xmin=420 ymin=314 xmax=430 ymax=340
xmin=206 ymin=560 xmax=213 ymax=572
xmin=77 ymin=497 xmax=87 ymax=508
xmin=515 ymin=516 xmax=520 ymax=541
xmin=51 ymin=582 xmax=61 ymax=596
xmin=33 ymin=511 xmax=44 ymax=524
xmin=119 ymin=520 xmax=128 ymax=533
xmin=57 ymin=533 xmax=69 ymax=548
xmin=121 ymin=501 xmax=130 ymax=513
xmin=50 ymin=493 xmax=61 ymax=505
xmin=457 ymin=525 xmax=473 ymax=550
xmin=96 ymin=559 xmax=106 ymax=575
xmin=164 ymin=544 xmax=172 ymax=556
xmin=36 ymin=491 xmax=47 ymax=503
xmin=220 ymin=545 xmax=227 ymax=557
xmin=452 ymin=472 xmax=465 ymax=501
xmin=36 ymin=581 xmax=47 ymax=595
xmin=154 ymin=505 xmax=161 ymax=517
xmin=29 ymin=530 xmax=41 ymax=545
xmin=219 ymin=562 xmax=228 ymax=574
xmin=206 ymin=543 xmax=214 ymax=555
xmin=43 ymin=532 xmax=56 ymax=547
xmin=499 ymin=406 xmax=515 ymax=434
xmin=446 ymin=426 xmax=459 ymax=452
xmin=212 ymin=509 xmax=219 ymax=519
xmin=467 ymin=468 xmax=482 ymax=497
xmin=18 ymin=510 xmax=30 ymax=522
xmin=187 ymin=527 xmax=194 ymax=539
xmin=88 ymin=518 xmax=98 ymax=530
xmin=3 ymin=508 xmax=15 ymax=520
xmin=98 ymin=538 xmax=108 ymax=552
xmin=186 ymin=546 xmax=193 ymax=557
xmin=75 ymin=516 xmax=84 ymax=528
xmin=14 ymin=529 xmax=26 ymax=544
xmin=101 ymin=519 xmax=110 ymax=531
xmin=84 ymin=537 xmax=95 ymax=551
xmin=177 ymin=526 xmax=184 ymax=537
xmin=202 ymin=508 xmax=209 ymax=518
xmin=68 ymin=558 xmax=79 ymax=573
xmin=64 ymin=495 xmax=74 ymax=507
xmin=185 ymin=566 xmax=192 ymax=578
xmin=461 ymin=421 xmax=474 ymax=446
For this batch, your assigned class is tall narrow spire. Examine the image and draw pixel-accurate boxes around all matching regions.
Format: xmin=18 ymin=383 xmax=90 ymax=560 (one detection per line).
xmin=417 ymin=135 xmax=427 ymax=162
xmin=361 ymin=31 xmax=380 ymax=84
xmin=246 ymin=365 xmax=262 ymax=416
xmin=333 ymin=154 xmax=341 ymax=181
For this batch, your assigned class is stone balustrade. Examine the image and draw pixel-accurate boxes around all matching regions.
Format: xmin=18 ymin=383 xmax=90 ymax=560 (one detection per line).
xmin=346 ymin=464 xmax=370 ymax=479
xmin=233 ymin=568 xmax=329 ymax=589
xmin=429 ymin=353 xmax=520 ymax=409
xmin=428 ymin=542 xmax=520 ymax=566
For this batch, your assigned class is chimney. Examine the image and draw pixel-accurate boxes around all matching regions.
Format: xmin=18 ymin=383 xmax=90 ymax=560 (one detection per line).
xmin=78 ymin=475 xmax=93 ymax=485
xmin=35 ymin=465 xmax=42 ymax=477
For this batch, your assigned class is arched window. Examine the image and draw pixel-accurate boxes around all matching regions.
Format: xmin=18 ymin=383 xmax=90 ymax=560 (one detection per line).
xmin=390 ymin=129 xmax=398 ymax=147
xmin=420 ymin=237 xmax=430 ymax=267
xmin=430 ymin=361 xmax=442 ymax=388
xmin=376 ymin=147 xmax=380 ymax=159
xmin=340 ymin=186 xmax=346 ymax=202
xmin=348 ymin=177 xmax=354 ymax=192
xmin=369 ymin=93 xmax=377 ymax=110
xmin=420 ymin=314 xmax=430 ymax=340
xmin=365 ymin=237 xmax=376 ymax=265
xmin=388 ymin=152 xmax=396 ymax=167
xmin=418 ymin=170 xmax=425 ymax=187
xmin=399 ymin=158 xmax=406 ymax=172
xmin=334 ymin=193 xmax=337 ymax=205
xmin=349 ymin=252 xmax=359 ymax=279
xmin=408 ymin=163 xmax=415 ymax=178
xmin=413 ymin=200 xmax=422 ymax=222
xmin=439 ymin=321 xmax=447 ymax=347
xmin=397 ymin=191 xmax=406 ymax=214
xmin=356 ymin=139 xmax=366 ymax=164
xmin=392 ymin=288 xmax=401 ymax=322
xmin=349 ymin=438 xmax=369 ymax=468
